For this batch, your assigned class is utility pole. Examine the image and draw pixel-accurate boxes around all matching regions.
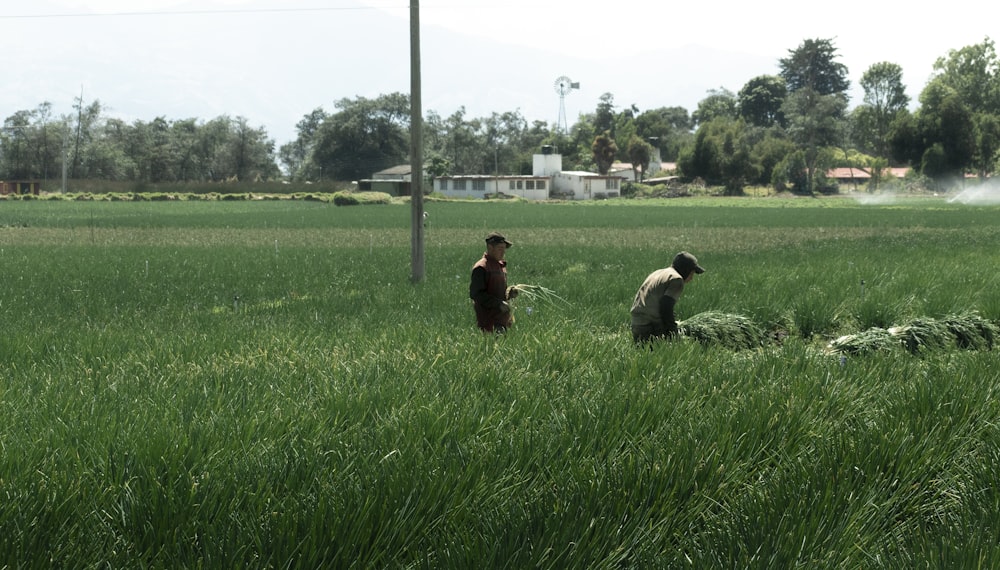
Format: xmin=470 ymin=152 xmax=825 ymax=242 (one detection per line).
xmin=409 ymin=0 xmax=425 ymax=283
xmin=61 ymin=139 xmax=67 ymax=193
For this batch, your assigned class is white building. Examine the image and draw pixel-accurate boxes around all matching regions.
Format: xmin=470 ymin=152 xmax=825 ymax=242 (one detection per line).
xmin=433 ymin=175 xmax=551 ymax=201
xmin=432 ymin=146 xmax=624 ymax=201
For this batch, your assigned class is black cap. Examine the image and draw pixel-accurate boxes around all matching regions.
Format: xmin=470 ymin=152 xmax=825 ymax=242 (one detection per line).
xmin=672 ymin=251 xmax=705 ymax=275
xmin=485 ymin=232 xmax=513 ymax=247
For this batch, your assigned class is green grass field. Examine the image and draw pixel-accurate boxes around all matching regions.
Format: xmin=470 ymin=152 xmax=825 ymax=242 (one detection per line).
xmin=2 ymin=195 xmax=999 ymax=568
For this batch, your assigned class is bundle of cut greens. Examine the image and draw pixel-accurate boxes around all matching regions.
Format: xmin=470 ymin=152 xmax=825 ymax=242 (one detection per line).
xmin=510 ymin=284 xmax=570 ymax=308
xmin=829 ymin=312 xmax=998 ymax=356
xmin=940 ymin=311 xmax=998 ymax=350
xmin=888 ymin=317 xmax=952 ymax=354
xmin=828 ymin=327 xmax=897 ymax=355
xmin=679 ymin=311 xmax=766 ymax=350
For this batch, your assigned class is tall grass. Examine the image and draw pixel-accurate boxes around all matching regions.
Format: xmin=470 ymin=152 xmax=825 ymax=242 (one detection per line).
xmin=1 ymin=197 xmax=999 ymax=567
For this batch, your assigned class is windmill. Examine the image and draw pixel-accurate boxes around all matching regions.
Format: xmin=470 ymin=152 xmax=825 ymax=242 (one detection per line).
xmin=554 ymin=76 xmax=579 ymax=134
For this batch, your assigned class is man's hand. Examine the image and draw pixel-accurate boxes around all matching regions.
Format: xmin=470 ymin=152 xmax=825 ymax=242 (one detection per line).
xmin=499 ymin=301 xmax=511 ymax=314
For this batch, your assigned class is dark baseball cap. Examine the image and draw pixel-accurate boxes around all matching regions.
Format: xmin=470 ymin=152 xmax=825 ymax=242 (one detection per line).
xmin=486 ymin=232 xmax=513 ymax=247
xmin=673 ymin=251 xmax=705 ymax=274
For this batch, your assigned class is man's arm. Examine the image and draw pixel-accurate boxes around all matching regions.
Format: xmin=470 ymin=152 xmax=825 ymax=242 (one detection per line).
xmin=659 ymin=295 xmax=678 ymax=336
xmin=469 ymin=267 xmax=502 ymax=309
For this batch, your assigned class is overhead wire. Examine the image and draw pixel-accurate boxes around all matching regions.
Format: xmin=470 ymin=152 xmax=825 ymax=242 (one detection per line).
xmin=0 ymin=5 xmax=398 ymax=20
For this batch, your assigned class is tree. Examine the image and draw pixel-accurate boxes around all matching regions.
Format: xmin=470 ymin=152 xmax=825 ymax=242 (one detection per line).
xmin=779 ymin=38 xmax=851 ymax=193
xmin=27 ymin=102 xmax=65 ymax=182
xmin=852 ymin=62 xmax=909 ymax=159
xmin=693 ymin=88 xmax=737 ymax=127
xmin=169 ymin=118 xmax=201 ymax=182
xmin=481 ymin=110 xmax=528 ymax=175
xmin=634 ymin=106 xmax=693 ymax=161
xmin=519 ymin=120 xmax=553 ymax=172
xmin=973 ymin=113 xmax=1000 ymax=178
xmin=199 ymin=116 xmax=238 ymax=181
xmin=2 ymin=110 xmax=34 ymax=179
xmin=677 ymin=123 xmax=719 ymax=183
xmin=146 ymin=117 xmax=174 ymax=182
xmin=915 ymin=80 xmax=976 ymax=182
xmin=591 ymin=131 xmax=617 ymax=175
xmin=929 ymin=38 xmax=1000 ymax=178
xmin=69 ymin=95 xmax=105 ymax=179
xmin=749 ymin=130 xmax=796 ymax=188
xmin=783 ymin=88 xmax=848 ymax=193
xmin=426 ymin=155 xmax=450 ymax=177
xmin=612 ymin=104 xmax=639 ymax=163
xmin=550 ymin=113 xmax=595 ymax=171
xmin=280 ymin=107 xmax=328 ymax=180
xmin=887 ymin=109 xmax=923 ymax=168
xmin=312 ymin=93 xmax=410 ymax=181
xmin=594 ymin=93 xmax=616 ymax=137
xmin=439 ymin=107 xmax=483 ymax=174
xmin=677 ymin=117 xmax=757 ymax=193
xmin=719 ymin=122 xmax=757 ymax=195
xmin=931 ymin=37 xmax=1000 ymax=115
xmin=230 ymin=116 xmax=278 ymax=182
xmin=625 ymin=134 xmax=653 ymax=182
xmin=738 ymin=75 xmax=787 ymax=128
xmin=779 ymin=38 xmax=850 ymax=95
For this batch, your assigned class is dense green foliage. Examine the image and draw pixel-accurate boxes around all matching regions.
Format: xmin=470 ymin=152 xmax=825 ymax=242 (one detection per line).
xmin=6 ymin=36 xmax=996 ymax=195
xmin=1 ymin=197 xmax=1000 ymax=568
xmin=1 ymin=100 xmax=278 ymax=184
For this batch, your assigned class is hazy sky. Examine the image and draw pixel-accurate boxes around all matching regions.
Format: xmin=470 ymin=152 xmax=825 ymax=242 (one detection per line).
xmin=3 ymin=0 xmax=995 ymax=147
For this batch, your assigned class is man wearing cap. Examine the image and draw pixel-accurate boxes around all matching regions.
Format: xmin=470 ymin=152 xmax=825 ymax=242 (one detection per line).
xmin=469 ymin=232 xmax=519 ymax=332
xmin=630 ymin=251 xmax=706 ymax=343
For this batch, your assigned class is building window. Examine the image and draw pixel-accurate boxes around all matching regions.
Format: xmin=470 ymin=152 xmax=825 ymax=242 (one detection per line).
xmin=472 ymin=180 xmax=486 ymax=191
xmin=606 ymin=178 xmax=619 ymax=190
xmin=454 ymin=180 xmax=466 ymax=190
xmin=525 ymin=180 xmax=535 ymax=190
xmin=537 ymin=180 xmax=546 ymax=190
xmin=516 ymin=181 xmax=523 ymax=190
xmin=439 ymin=180 xmax=448 ymax=190
xmin=509 ymin=181 xmax=516 ymax=190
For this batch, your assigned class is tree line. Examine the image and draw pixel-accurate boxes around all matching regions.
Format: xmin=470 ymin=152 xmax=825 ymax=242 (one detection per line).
xmin=2 ymin=37 xmax=997 ymax=194
xmin=0 ymin=96 xmax=280 ymax=186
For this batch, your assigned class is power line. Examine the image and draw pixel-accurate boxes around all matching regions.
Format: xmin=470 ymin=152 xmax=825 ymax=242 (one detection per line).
xmin=0 ymin=5 xmax=390 ymax=20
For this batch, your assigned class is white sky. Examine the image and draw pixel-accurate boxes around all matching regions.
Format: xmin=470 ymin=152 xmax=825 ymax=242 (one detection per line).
xmin=3 ymin=0 xmax=996 ymax=147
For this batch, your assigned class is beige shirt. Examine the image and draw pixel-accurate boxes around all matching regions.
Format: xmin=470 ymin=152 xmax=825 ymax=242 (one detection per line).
xmin=630 ymin=266 xmax=685 ymax=326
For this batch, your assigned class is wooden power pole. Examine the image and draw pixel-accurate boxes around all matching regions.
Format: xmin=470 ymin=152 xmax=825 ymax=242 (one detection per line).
xmin=409 ymin=0 xmax=425 ymax=283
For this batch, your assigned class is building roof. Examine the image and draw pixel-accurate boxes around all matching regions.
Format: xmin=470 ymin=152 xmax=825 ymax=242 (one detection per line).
xmin=558 ymin=170 xmax=620 ymax=178
xmin=610 ymin=161 xmax=676 ymax=173
xmin=436 ymin=174 xmax=548 ymax=180
xmin=827 ymin=167 xmax=911 ymax=179
xmin=374 ymin=164 xmax=411 ymax=177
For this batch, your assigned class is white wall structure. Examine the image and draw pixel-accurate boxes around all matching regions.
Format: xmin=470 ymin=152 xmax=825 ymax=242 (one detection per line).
xmin=431 ymin=147 xmax=620 ymax=201
xmin=533 ymin=147 xmax=563 ymax=177
xmin=434 ymin=175 xmax=550 ymax=201
xmin=648 ymin=146 xmax=663 ymax=176
xmin=551 ymin=171 xmax=622 ymax=200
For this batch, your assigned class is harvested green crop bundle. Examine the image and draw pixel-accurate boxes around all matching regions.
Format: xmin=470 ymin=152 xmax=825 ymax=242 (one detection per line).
xmin=828 ymin=328 xmax=897 ymax=355
xmin=510 ymin=284 xmax=570 ymax=307
xmin=679 ymin=311 xmax=766 ymax=350
xmin=889 ymin=317 xmax=952 ymax=354
xmin=940 ymin=312 xmax=998 ymax=350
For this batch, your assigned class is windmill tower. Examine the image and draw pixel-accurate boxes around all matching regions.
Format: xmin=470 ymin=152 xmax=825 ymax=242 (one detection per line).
xmin=554 ymin=76 xmax=579 ymax=134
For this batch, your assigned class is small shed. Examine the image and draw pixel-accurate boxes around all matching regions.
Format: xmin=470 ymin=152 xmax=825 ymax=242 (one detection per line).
xmin=0 ymin=180 xmax=41 ymax=196
xmin=360 ymin=164 xmax=413 ymax=196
